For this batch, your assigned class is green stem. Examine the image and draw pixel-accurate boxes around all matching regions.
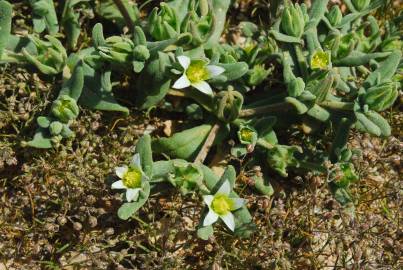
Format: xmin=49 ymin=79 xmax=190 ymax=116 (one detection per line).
xmin=148 ymin=178 xmax=167 ymax=184
xmin=357 ymin=65 xmax=370 ymax=76
xmin=293 ymin=44 xmax=309 ymax=79
xmin=256 ymin=138 xmax=274 ymax=150
xmin=298 ymin=161 xmax=327 ymax=173
xmin=167 ymin=88 xmax=214 ymax=113
xmin=330 ymin=117 xmax=353 ymax=163
xmin=239 ymin=102 xmax=293 ymax=117
xmin=304 ymin=28 xmax=321 ymax=56
xmin=319 ymin=101 xmax=355 ymax=111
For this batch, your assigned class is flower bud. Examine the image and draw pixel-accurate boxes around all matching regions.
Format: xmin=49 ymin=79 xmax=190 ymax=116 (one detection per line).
xmin=49 ymin=121 xmax=63 ymax=136
xmin=247 ymin=64 xmax=271 ymax=86
xmin=148 ymin=4 xmax=178 ymax=41
xmin=352 ymin=0 xmax=370 ymax=11
xmin=37 ymin=116 xmax=50 ymax=128
xmin=168 ymin=162 xmax=203 ymax=195
xmin=338 ymin=33 xmax=357 ymax=58
xmin=51 ymin=95 xmax=79 ymax=123
xmin=23 ymin=35 xmax=67 ymax=75
xmin=133 ymin=45 xmax=150 ymax=61
xmin=61 ymin=125 xmax=75 ymax=138
xmin=99 ymin=37 xmax=135 ymax=64
xmin=280 ymin=3 xmax=305 ymax=38
xmin=363 ymin=82 xmax=398 ymax=111
xmin=111 ymin=40 xmax=133 ymax=53
xmin=310 ymin=50 xmax=331 ymax=70
xmin=332 ymin=163 xmax=358 ymax=188
xmin=266 ymin=145 xmax=301 ymax=177
xmin=327 ymin=6 xmax=342 ymax=26
xmin=215 ymin=88 xmax=244 ymax=123
xmin=287 ymin=77 xmax=305 ymax=97
xmin=237 ymin=126 xmax=258 ymax=146
xmin=382 ymin=39 xmax=402 ymax=52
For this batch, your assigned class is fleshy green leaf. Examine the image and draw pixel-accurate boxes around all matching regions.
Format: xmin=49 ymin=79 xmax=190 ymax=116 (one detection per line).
xmin=152 ymin=124 xmax=212 ymax=160
xmin=59 ymin=63 xmax=84 ymax=100
xmin=79 ymin=63 xmax=129 ymax=115
xmin=95 ymin=0 xmax=139 ymax=29
xmin=135 ymin=134 xmax=153 ymax=178
xmin=0 ymin=0 xmax=12 ymax=60
xmin=197 ymin=225 xmax=214 ymax=240
xmin=117 ymin=182 xmax=150 ymax=220
xmin=27 ymin=129 xmax=53 ymax=149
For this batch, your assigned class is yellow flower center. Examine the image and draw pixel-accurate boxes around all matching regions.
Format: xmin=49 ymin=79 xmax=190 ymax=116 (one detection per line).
xmin=123 ymin=168 xmax=142 ymax=188
xmin=211 ymin=194 xmax=234 ymax=215
xmin=186 ymin=61 xmax=210 ymax=83
xmin=311 ymin=51 xmax=330 ymax=70
xmin=244 ymin=42 xmax=256 ymax=54
xmin=240 ymin=128 xmax=254 ymax=142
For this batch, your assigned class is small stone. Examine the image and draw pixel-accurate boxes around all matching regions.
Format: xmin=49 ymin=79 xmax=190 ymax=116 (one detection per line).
xmin=57 ymin=216 xmax=67 ymax=226
xmin=73 ymin=222 xmax=82 ymax=231
xmin=105 ymin=227 xmax=114 ymax=236
xmin=44 ymin=223 xmax=54 ymax=231
xmin=88 ymin=216 xmax=97 ymax=228
xmin=212 ymin=262 xmax=221 ymax=270
xmin=205 ymin=244 xmax=213 ymax=252
xmin=86 ymin=195 xmax=96 ymax=205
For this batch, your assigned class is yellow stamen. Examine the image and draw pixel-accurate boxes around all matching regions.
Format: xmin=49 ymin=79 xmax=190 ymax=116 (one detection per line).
xmin=211 ymin=194 xmax=234 ymax=215
xmin=123 ymin=168 xmax=142 ymax=188
xmin=186 ymin=60 xmax=210 ymax=83
xmin=240 ymin=128 xmax=254 ymax=142
xmin=311 ymin=51 xmax=330 ymax=70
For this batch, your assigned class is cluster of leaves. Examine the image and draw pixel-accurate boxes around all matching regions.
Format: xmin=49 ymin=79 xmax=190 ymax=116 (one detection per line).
xmin=0 ymin=0 xmax=401 ymax=238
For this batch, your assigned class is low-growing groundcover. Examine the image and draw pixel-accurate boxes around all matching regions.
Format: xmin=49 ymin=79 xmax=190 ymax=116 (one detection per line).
xmin=0 ymin=0 xmax=402 ymax=269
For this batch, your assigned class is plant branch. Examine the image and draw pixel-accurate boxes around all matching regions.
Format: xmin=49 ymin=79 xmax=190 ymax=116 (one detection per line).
xmin=194 ymin=123 xmax=220 ymax=164
xmin=167 ymin=88 xmax=214 ymax=112
xmin=239 ymin=102 xmax=293 ymax=117
xmin=167 ymin=89 xmax=187 ymax=97
xmin=113 ymin=0 xmax=135 ymax=31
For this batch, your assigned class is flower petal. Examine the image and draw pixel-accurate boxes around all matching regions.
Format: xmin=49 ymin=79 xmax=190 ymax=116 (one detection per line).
xmin=191 ymin=81 xmax=213 ymax=95
xmin=177 ymin=55 xmax=190 ymax=70
xmin=203 ymin=209 xmax=219 ymax=226
xmin=173 ymin=74 xmax=191 ymax=89
xmin=111 ymin=180 xmax=125 ymax=189
xmin=220 ymin=212 xmax=235 ymax=231
xmin=131 ymin=153 xmax=141 ymax=167
xmin=207 ymin=65 xmax=225 ymax=77
xmin=217 ymin=180 xmax=231 ymax=195
xmin=115 ymin=166 xmax=128 ymax=178
xmin=203 ymin=195 xmax=214 ymax=207
xmin=231 ymin=198 xmax=245 ymax=210
xmin=126 ymin=188 xmax=140 ymax=202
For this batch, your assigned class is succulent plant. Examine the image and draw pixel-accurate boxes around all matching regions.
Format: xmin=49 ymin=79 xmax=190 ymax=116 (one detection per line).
xmin=280 ymin=2 xmax=306 ymax=38
xmin=0 ymin=0 xmax=401 ymax=239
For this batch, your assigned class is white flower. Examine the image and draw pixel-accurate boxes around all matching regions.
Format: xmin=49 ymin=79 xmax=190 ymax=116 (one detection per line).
xmin=111 ymin=153 xmax=149 ymax=202
xmin=202 ymin=180 xmax=245 ymax=231
xmin=172 ymin=55 xmax=225 ymax=96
